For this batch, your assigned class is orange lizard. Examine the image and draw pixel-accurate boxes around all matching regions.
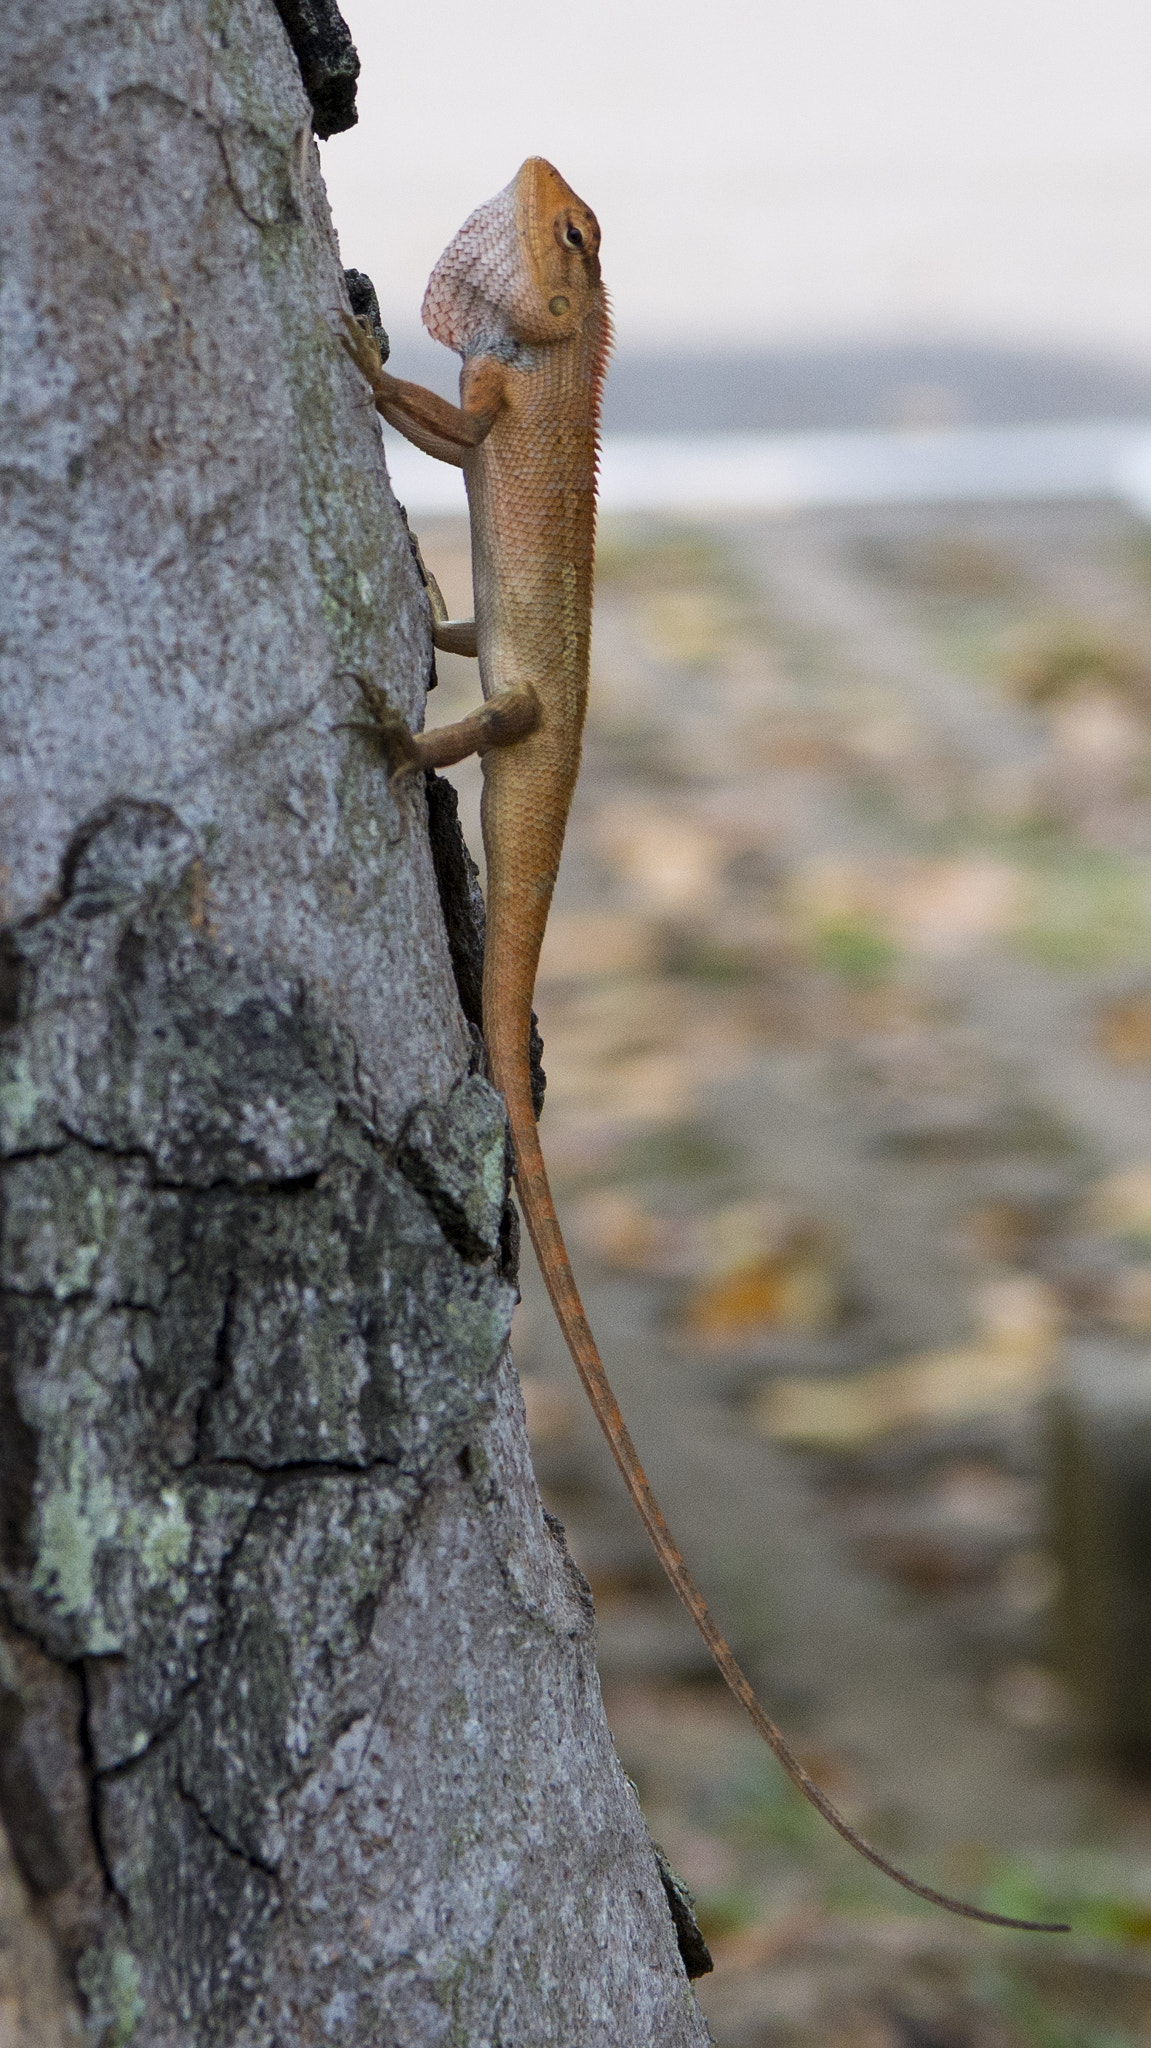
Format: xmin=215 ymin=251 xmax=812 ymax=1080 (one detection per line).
xmin=340 ymin=157 xmax=1066 ymax=1934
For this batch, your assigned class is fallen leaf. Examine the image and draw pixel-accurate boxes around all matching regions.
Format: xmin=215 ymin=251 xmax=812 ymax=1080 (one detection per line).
xmin=1107 ymin=1264 xmax=1151 ymax=1330
xmin=751 ymin=1280 xmax=1059 ymax=1449
xmin=975 ymin=1273 xmax=1060 ymax=1349
xmin=684 ymin=1240 xmax=841 ymax=1342
xmin=643 ymin=1198 xmax=843 ymax=1338
xmin=593 ymin=802 xmax=725 ymax=913
xmin=891 ymin=858 xmax=1023 ymax=959
xmin=1083 ymin=1164 xmax=1151 ymax=1241
xmin=793 ymin=855 xmax=1022 ymax=963
xmin=573 ymin=1189 xmax=689 ymax=1277
xmin=1095 ymin=993 xmax=1151 ymax=1069
xmin=1050 ymin=685 xmax=1145 ymax=773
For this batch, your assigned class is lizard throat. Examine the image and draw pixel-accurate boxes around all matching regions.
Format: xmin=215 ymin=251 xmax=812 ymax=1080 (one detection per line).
xmin=422 ymin=177 xmax=522 ymax=357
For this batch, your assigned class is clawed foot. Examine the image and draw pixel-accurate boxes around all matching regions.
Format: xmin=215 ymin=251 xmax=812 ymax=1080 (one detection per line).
xmin=338 ymin=308 xmax=387 ymax=392
xmin=336 ymin=676 xmax=422 ymax=780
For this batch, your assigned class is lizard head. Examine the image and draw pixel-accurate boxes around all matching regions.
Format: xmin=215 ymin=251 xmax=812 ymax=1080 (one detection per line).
xmin=423 ymin=157 xmax=603 ymax=355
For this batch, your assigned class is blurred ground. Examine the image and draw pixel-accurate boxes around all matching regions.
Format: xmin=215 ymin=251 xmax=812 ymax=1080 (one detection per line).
xmin=420 ymin=497 xmax=1151 ymax=2047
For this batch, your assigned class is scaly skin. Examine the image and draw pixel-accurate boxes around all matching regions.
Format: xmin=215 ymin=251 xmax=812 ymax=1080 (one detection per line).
xmin=340 ymin=160 xmax=1066 ymax=1935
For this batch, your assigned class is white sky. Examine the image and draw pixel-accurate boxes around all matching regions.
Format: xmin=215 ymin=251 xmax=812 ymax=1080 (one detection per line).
xmin=320 ymin=0 xmax=1151 ymax=362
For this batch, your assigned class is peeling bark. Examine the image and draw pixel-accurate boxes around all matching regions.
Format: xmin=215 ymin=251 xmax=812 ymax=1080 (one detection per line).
xmin=0 ymin=1 xmax=710 ymax=2039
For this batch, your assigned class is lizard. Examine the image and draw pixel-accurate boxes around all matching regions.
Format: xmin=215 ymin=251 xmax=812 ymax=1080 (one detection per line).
xmin=339 ymin=156 xmax=1067 ymax=1935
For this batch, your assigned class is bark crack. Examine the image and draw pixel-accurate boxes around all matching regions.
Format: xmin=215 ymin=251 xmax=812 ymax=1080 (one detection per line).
xmin=173 ymin=1768 xmax=283 ymax=1883
xmin=194 ymin=1453 xmax=403 ymax=1481
xmin=194 ymin=1273 xmax=239 ymax=1462
xmin=100 ymin=81 xmax=307 ymax=235
xmin=76 ymin=1660 xmax=127 ymax=1910
xmin=53 ymin=1122 xmax=330 ymax=1197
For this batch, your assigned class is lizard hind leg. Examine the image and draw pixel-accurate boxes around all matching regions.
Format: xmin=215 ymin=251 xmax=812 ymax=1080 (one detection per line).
xmin=432 ymin=617 xmax=479 ymax=657
xmin=411 ymin=688 xmax=539 ymax=769
xmin=344 ymin=673 xmax=540 ymax=777
xmin=412 ymin=540 xmax=479 ymax=659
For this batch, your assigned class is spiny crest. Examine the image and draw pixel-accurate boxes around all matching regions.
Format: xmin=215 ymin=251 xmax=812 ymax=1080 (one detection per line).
xmin=422 ymin=177 xmax=522 ymax=356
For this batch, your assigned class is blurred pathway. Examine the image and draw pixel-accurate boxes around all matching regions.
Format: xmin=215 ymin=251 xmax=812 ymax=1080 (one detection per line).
xmin=426 ymin=499 xmax=1151 ymax=2044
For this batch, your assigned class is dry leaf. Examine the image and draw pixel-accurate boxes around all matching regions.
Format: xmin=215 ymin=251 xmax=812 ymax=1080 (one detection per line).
xmin=683 ymin=1235 xmax=841 ymax=1342
xmin=793 ymin=855 xmax=1021 ymax=962
xmin=1083 ymin=1164 xmax=1151 ymax=1239
xmin=751 ymin=1278 xmax=1059 ymax=1449
xmin=684 ymin=1254 xmax=840 ymax=1342
xmin=572 ymin=1190 xmax=690 ymax=1276
xmin=1095 ymin=996 xmax=1151 ymax=1070
xmin=593 ymin=802 xmax=725 ymax=913
xmin=986 ymin=1662 xmax=1072 ymax=1733
xmin=891 ymin=858 xmax=1023 ymax=958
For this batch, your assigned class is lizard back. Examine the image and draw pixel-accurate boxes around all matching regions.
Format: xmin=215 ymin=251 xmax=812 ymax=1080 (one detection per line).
xmin=465 ymin=302 xmax=609 ymax=1080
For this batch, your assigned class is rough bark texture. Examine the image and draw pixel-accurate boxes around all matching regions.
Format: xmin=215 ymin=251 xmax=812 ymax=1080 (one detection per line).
xmin=0 ymin=3 xmax=710 ymax=2041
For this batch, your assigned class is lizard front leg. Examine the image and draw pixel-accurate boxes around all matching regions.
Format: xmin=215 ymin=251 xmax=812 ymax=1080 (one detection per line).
xmin=339 ymin=311 xmax=501 ymax=466
xmin=340 ymin=317 xmax=482 ymax=655
xmin=346 ymin=676 xmax=539 ymax=776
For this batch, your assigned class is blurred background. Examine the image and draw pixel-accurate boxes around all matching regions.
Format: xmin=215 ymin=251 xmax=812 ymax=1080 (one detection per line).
xmin=324 ymin=8 xmax=1151 ymax=2042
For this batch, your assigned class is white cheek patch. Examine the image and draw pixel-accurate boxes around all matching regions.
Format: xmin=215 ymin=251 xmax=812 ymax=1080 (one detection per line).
xmin=422 ymin=177 xmax=525 ymax=356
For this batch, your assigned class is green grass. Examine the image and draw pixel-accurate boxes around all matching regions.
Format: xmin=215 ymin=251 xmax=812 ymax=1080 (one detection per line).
xmin=815 ymin=913 xmax=900 ymax=988
xmin=612 ymin=1120 xmax=738 ymax=1184
xmin=981 ymin=1971 xmax=1133 ymax=2048
xmin=1015 ymin=852 xmax=1151 ymax=971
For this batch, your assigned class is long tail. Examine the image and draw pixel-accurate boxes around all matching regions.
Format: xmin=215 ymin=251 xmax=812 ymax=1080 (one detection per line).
xmin=499 ymin=1066 xmax=1067 ymax=1934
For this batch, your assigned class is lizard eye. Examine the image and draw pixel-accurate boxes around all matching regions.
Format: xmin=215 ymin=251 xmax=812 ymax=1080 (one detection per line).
xmin=563 ymin=223 xmax=584 ymax=249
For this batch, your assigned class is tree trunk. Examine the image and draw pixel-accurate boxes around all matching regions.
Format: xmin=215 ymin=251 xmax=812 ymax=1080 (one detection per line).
xmin=0 ymin=3 xmax=711 ymax=2040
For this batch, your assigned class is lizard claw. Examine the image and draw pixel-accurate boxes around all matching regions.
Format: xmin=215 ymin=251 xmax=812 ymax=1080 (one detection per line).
xmin=336 ymin=675 xmax=422 ymax=781
xmin=338 ymin=307 xmax=387 ymax=389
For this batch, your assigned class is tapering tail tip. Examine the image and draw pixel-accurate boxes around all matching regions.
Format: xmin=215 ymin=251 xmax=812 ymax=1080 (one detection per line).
xmin=498 ymin=1055 xmax=1069 ymax=1935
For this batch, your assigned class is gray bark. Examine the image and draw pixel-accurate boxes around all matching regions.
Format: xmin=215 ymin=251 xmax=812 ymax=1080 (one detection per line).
xmin=0 ymin=3 xmax=710 ymax=2041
